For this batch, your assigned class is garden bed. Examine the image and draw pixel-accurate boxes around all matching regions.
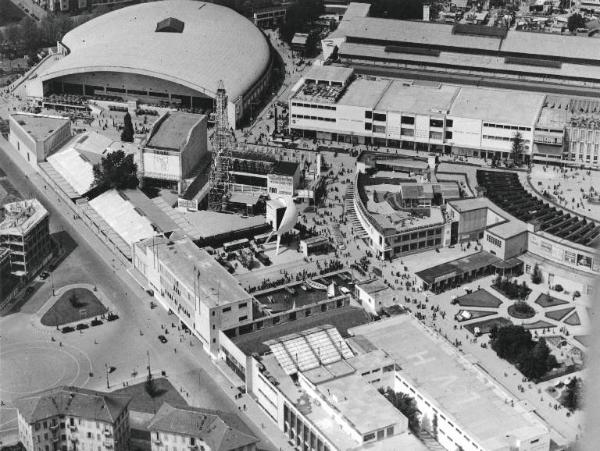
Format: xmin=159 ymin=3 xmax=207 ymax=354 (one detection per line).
xmin=564 ymin=311 xmax=581 ymax=326
xmin=462 ymin=310 xmax=497 ymax=321
xmin=465 ymin=317 xmax=512 ymax=335
xmin=535 ymin=293 xmax=568 ymax=308
xmin=544 ymin=307 xmax=575 ymax=322
xmin=574 ymin=335 xmax=589 ymax=347
xmin=41 ymin=287 xmax=108 ymax=326
xmin=491 ymin=279 xmax=531 ymax=300
xmin=507 ymin=302 xmax=535 ymax=319
xmin=455 ymin=289 xmax=502 ymax=308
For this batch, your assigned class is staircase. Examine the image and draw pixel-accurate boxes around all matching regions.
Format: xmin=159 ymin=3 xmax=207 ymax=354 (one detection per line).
xmin=344 ymin=184 xmax=368 ymax=239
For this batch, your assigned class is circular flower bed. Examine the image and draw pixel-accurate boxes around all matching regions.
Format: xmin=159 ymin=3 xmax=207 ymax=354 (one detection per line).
xmin=507 ymin=301 xmax=536 ymax=319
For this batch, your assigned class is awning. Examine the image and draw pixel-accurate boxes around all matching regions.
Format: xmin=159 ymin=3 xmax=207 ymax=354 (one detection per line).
xmin=533 ymin=143 xmax=565 ymax=157
xmin=492 ymin=258 xmax=523 ymax=270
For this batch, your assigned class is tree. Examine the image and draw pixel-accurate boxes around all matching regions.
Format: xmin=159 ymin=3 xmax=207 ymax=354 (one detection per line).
xmin=378 ymin=387 xmax=420 ymax=433
xmin=511 ymin=131 xmax=524 ymax=164
xmin=531 ymin=263 xmax=543 ymax=284
xmin=278 ymin=0 xmax=323 ymax=43
xmin=567 ymin=13 xmax=586 ymax=33
xmin=491 ymin=326 xmax=558 ymax=380
xmin=93 ymin=150 xmax=139 ymax=190
xmin=121 ymin=112 xmax=134 ymax=142
xmin=561 ymin=377 xmax=582 ymax=411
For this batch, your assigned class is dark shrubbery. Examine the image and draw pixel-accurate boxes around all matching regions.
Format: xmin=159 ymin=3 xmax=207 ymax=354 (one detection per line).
xmin=531 ymin=263 xmax=543 ymax=284
xmin=493 ymin=275 xmax=531 ymax=300
xmin=490 ymin=325 xmax=558 ymax=380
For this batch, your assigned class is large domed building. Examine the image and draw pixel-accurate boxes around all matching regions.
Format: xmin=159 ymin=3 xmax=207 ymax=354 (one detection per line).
xmin=35 ymin=0 xmax=273 ymax=127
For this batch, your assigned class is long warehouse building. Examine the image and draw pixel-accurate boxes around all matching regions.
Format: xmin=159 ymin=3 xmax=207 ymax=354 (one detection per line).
xmin=323 ymin=2 xmax=600 ymax=89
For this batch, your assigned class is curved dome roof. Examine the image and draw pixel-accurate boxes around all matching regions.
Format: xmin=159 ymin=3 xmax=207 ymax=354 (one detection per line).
xmin=40 ymin=0 xmax=271 ymax=101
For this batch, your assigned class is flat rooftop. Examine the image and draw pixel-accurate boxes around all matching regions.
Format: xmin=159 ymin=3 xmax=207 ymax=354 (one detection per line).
xmin=0 ymin=199 xmax=47 ymax=235
xmin=146 ymin=112 xmax=203 ymax=151
xmin=303 ymin=65 xmax=353 ymax=85
xmin=415 ymin=251 xmax=501 ymax=286
xmin=338 ymin=78 xmax=389 ymax=109
xmin=293 ymin=81 xmax=346 ymax=104
xmin=157 ymin=237 xmax=251 ymax=308
xmin=11 ymin=113 xmax=69 ymax=142
xmin=449 ymin=87 xmax=544 ymax=126
xmin=376 ymin=81 xmax=458 ymax=115
xmin=349 ymin=316 xmax=549 ymax=450
xmin=314 ymin=373 xmax=406 ymax=435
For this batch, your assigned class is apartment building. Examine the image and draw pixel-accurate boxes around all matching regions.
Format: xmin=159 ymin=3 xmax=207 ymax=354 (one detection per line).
xmin=147 ymin=403 xmax=258 ymax=451
xmin=0 ymin=199 xmax=52 ymax=277
xmin=14 ymin=386 xmax=131 ymax=451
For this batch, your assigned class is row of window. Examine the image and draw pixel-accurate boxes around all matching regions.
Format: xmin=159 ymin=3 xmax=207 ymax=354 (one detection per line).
xmin=292 ymin=102 xmax=337 ymax=111
xmin=222 ymin=302 xmax=247 ymax=313
xmin=292 ymin=114 xmax=336 ymax=122
xmin=486 ymin=234 xmax=502 ymax=248
xmin=483 ymin=123 xmax=531 ymax=132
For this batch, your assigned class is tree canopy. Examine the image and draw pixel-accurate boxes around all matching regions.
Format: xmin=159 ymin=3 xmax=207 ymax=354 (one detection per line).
xmin=561 ymin=377 xmax=582 ymax=411
xmin=511 ymin=131 xmax=524 ymax=164
xmin=121 ymin=112 xmax=134 ymax=143
xmin=278 ymin=0 xmax=324 ymax=43
xmin=93 ymin=150 xmax=138 ymax=191
xmin=379 ymin=387 xmax=420 ymax=433
xmin=567 ymin=13 xmax=586 ymax=33
xmin=490 ymin=325 xmax=558 ymax=380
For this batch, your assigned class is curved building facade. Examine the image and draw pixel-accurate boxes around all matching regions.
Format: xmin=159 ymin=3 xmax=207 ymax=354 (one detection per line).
xmin=38 ymin=0 xmax=273 ymax=127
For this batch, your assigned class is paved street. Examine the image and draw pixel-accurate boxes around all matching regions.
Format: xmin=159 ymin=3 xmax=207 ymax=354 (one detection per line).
xmin=0 ymin=136 xmax=292 ymax=450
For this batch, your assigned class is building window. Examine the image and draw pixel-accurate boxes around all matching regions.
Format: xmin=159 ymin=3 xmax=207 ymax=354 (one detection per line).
xmin=223 ymin=307 xmax=231 ymax=313
xmin=486 ymin=234 xmax=502 ymax=248
xmin=365 ymin=111 xmax=372 ymax=119
xmin=386 ymin=426 xmax=394 ymax=437
xmin=363 ymin=433 xmax=375 ymax=442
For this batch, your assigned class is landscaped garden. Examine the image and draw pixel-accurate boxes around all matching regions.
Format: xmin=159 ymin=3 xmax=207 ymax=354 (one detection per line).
xmin=522 ymin=320 xmax=555 ymax=330
xmin=544 ymin=307 xmax=575 ymax=322
xmin=454 ymin=289 xmax=502 ymax=308
xmin=41 ymin=287 xmax=108 ymax=326
xmin=507 ymin=301 xmax=535 ymax=319
xmin=535 ymin=293 xmax=568 ymax=308
xmin=564 ymin=311 xmax=581 ymax=326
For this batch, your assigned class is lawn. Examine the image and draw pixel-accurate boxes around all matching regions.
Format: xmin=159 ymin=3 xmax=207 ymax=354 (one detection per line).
xmin=535 ymin=293 xmax=568 ymax=308
xmin=507 ymin=302 xmax=535 ymax=319
xmin=465 ymin=317 xmax=512 ymax=335
xmin=574 ymin=335 xmax=589 ymax=347
xmin=462 ymin=310 xmax=496 ymax=320
xmin=564 ymin=311 xmax=581 ymax=326
xmin=41 ymin=287 xmax=108 ymax=326
xmin=545 ymin=307 xmax=575 ymax=322
xmin=455 ymin=289 xmax=502 ymax=308
xmin=112 ymin=377 xmax=187 ymax=414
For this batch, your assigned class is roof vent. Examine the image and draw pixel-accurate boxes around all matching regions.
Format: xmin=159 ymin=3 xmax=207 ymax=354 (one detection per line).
xmin=155 ymin=17 xmax=184 ymax=33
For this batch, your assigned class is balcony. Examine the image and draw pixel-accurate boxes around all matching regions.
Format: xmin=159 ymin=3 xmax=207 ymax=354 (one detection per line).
xmin=68 ymin=424 xmax=77 ymax=432
xmin=103 ymin=441 xmax=113 ymax=448
xmin=104 ymin=429 xmax=112 ymax=438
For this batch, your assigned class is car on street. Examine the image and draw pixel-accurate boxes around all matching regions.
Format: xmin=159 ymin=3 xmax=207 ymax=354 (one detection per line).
xmin=158 ymin=335 xmax=168 ymax=343
xmin=40 ymin=271 xmax=50 ymax=280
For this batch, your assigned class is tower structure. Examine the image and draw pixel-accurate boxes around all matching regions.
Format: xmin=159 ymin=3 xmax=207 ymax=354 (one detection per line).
xmin=207 ymin=81 xmax=233 ymax=210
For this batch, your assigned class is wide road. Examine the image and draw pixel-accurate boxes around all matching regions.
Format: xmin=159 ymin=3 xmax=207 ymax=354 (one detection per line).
xmin=0 ymin=136 xmax=291 ymax=450
xmin=353 ymin=64 xmax=600 ymax=98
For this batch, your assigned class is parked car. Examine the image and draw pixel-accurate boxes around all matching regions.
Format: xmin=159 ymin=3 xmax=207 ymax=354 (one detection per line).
xmin=40 ymin=271 xmax=50 ymax=280
xmin=158 ymin=335 xmax=168 ymax=344
xmin=76 ymin=323 xmax=89 ymax=330
xmin=91 ymin=319 xmax=103 ymax=327
xmin=61 ymin=326 xmax=75 ymax=333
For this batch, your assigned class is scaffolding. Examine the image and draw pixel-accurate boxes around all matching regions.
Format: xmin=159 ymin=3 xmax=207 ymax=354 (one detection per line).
xmin=207 ymin=81 xmax=234 ymax=211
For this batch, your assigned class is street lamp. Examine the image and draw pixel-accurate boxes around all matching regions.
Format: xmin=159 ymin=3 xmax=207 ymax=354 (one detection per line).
xmin=105 ymin=363 xmax=110 ymax=389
